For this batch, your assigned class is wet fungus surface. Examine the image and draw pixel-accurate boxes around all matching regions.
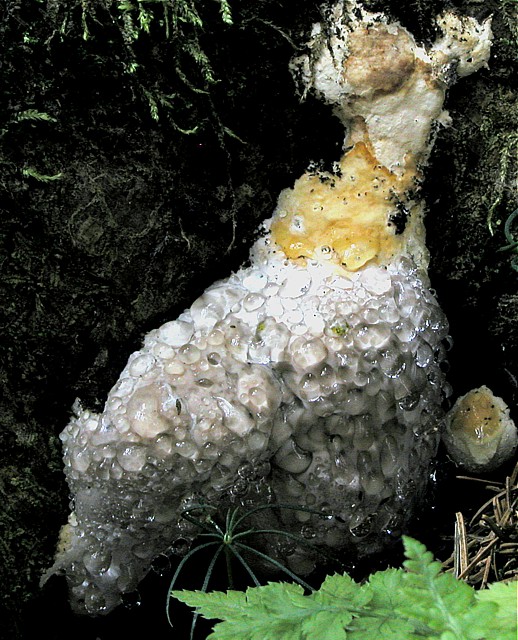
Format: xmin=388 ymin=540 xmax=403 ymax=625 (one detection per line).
xmin=42 ymin=1 xmax=495 ymax=617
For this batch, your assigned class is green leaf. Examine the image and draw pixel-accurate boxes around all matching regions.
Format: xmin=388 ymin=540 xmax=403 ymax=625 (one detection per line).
xmin=453 ymin=600 xmax=501 ymax=640
xmin=346 ymin=568 xmax=417 ymax=639
xmin=174 ymin=579 xmax=360 ymax=640
xmin=301 ymin=610 xmax=348 ymax=640
xmin=219 ymin=0 xmax=232 ymax=25
xmin=365 ymin=567 xmax=406 ymax=610
xmin=476 ymin=581 xmax=518 ymax=639
xmin=346 ymin=615 xmax=419 ymax=640
xmin=316 ymin=572 xmax=370 ymax=605
xmin=171 ymin=539 xmax=517 ymax=640
xmin=398 ymin=537 xmax=498 ymax=640
xmin=172 ymin=588 xmax=247 ymax=620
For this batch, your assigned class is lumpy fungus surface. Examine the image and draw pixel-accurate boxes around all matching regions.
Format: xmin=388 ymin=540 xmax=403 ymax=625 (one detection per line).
xmin=43 ymin=1 xmax=494 ymax=617
xmin=270 ymin=142 xmax=408 ymax=271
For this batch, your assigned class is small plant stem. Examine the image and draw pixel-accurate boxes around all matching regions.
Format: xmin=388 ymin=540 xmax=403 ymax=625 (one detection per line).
xmin=189 ymin=545 xmax=224 ymax=640
xmin=166 ymin=540 xmax=219 ymax=627
xmin=225 ymin=546 xmax=234 ymax=589
xmin=227 ymin=545 xmax=261 ymax=587
xmin=235 ymin=541 xmax=314 ymax=591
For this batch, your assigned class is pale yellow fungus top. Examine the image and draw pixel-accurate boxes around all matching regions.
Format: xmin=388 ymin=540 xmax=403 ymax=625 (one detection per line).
xmin=271 ymin=142 xmax=412 ymax=271
xmin=268 ymin=1 xmax=492 ymax=275
xmin=444 ymin=386 xmax=518 ymax=472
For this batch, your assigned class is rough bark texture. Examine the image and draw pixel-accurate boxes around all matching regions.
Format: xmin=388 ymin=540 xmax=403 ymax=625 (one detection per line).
xmin=1 ymin=1 xmax=516 ymax=637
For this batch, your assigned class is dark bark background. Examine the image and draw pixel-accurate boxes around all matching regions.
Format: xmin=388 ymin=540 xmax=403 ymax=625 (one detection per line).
xmin=0 ymin=1 xmax=516 ymax=638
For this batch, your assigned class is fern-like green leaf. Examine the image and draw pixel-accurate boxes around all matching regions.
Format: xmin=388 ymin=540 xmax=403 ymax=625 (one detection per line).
xmin=174 ymin=579 xmax=359 ymax=640
xmin=398 ymin=537 xmax=499 ymax=640
xmin=171 ymin=538 xmax=517 ymax=640
xmin=315 ymin=572 xmax=370 ymax=605
xmin=476 ymin=581 xmax=518 ymax=640
xmin=347 ymin=616 xmax=419 ymax=640
xmin=363 ymin=567 xmax=406 ymax=610
xmin=346 ymin=568 xmax=418 ymax=639
xmin=173 ymin=588 xmax=247 ymax=621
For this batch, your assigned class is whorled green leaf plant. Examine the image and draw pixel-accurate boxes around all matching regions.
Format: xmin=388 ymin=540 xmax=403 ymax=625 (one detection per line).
xmin=166 ymin=502 xmax=342 ymax=639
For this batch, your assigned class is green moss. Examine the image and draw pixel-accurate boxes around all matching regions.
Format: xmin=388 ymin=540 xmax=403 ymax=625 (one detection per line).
xmin=422 ymin=0 xmax=518 ymax=394
xmin=0 ymin=1 xmax=326 ymax=636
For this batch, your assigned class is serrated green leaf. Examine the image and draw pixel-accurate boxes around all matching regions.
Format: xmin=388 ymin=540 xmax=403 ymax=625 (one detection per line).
xmin=174 ymin=578 xmax=362 ymax=640
xmin=399 ymin=537 xmax=487 ymax=640
xmin=347 ymin=615 xmax=419 ymax=640
xmin=207 ymin=618 xmax=281 ymax=640
xmin=454 ymin=600 xmax=501 ymax=640
xmin=402 ymin=536 xmax=443 ymax=581
xmin=476 ymin=581 xmax=518 ymax=637
xmin=172 ymin=588 xmax=247 ymax=620
xmin=301 ymin=610 xmax=349 ymax=640
xmin=173 ymin=539 xmax=517 ymax=640
xmin=343 ymin=568 xmax=418 ymax=639
xmin=365 ymin=567 xmax=406 ymax=610
xmin=316 ymin=572 xmax=370 ymax=608
xmin=250 ymin=581 xmax=306 ymax=618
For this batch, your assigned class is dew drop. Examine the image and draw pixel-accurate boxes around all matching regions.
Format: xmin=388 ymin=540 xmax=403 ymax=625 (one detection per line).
xmin=117 ymin=444 xmax=147 ymax=472
xmin=159 ymin=320 xmax=194 ymax=347
xmin=207 ymin=352 xmax=221 ymax=365
xmin=151 ymin=554 xmax=171 ymax=576
xmin=398 ymin=393 xmax=420 ymax=411
xmin=178 ymin=344 xmax=201 ymax=365
xmin=415 ymin=342 xmax=433 ymax=367
xmin=274 ymin=439 xmax=313 ymax=474
xmin=121 ymin=590 xmax=142 ymax=610
xmin=243 ymin=293 xmax=265 ymax=312
xmin=171 ymin=537 xmax=191 ymax=557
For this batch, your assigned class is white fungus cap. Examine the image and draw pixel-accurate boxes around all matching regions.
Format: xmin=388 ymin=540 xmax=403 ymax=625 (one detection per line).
xmin=444 ymin=386 xmax=518 ymax=473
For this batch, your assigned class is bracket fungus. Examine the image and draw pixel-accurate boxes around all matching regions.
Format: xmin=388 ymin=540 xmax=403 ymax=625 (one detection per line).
xmin=44 ymin=1 xmax=495 ymax=616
